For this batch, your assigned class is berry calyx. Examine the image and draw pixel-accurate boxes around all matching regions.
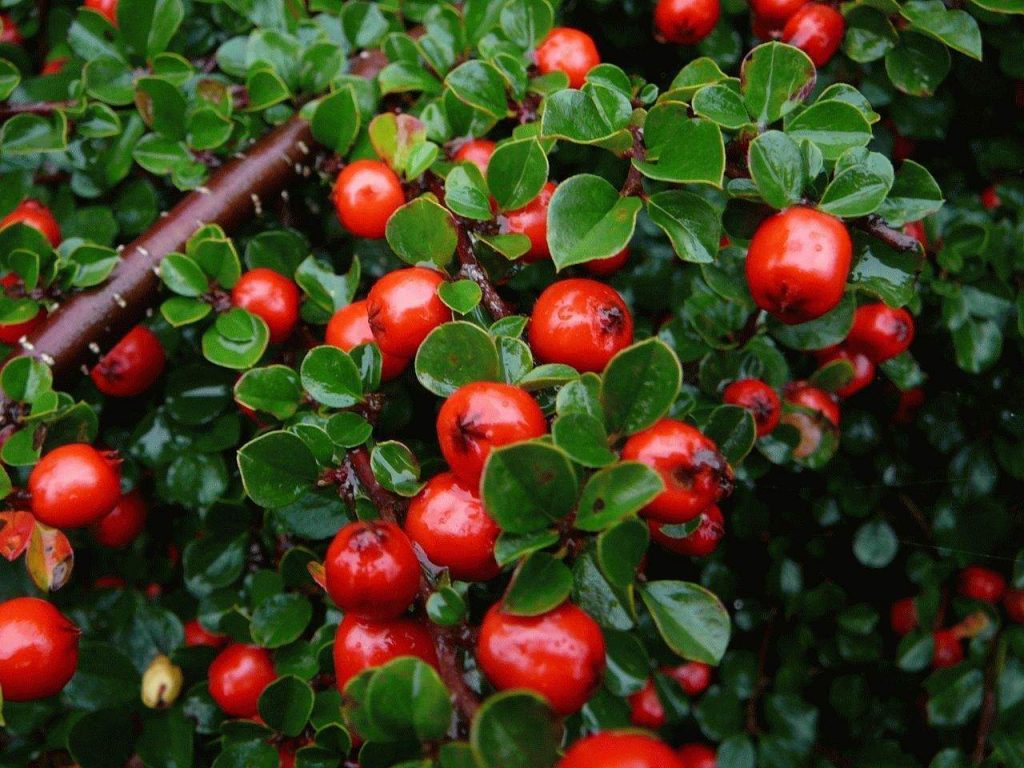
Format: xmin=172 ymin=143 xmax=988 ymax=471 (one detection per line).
xmin=84 ymin=0 xmax=118 ymax=24
xmin=957 ymin=566 xmax=1006 ymax=604
xmin=0 ymin=199 xmax=61 ymax=246
xmin=405 ymin=472 xmax=501 ymax=582
xmin=621 ymin=419 xmax=733 ymax=524
xmin=750 ymin=0 xmax=809 ymax=27
xmin=324 ymin=520 xmax=421 ymax=620
xmin=745 ymin=207 xmax=852 ymax=324
xmin=814 ymin=346 xmax=876 ymax=398
xmin=678 ymin=744 xmax=718 ymax=768
xmin=29 ymin=443 xmax=122 ymax=529
xmin=1003 ymin=590 xmax=1024 ymax=624
xmin=781 ymin=2 xmax=845 ymax=67
xmin=453 ymin=139 xmax=496 ymax=175
xmin=722 ymin=378 xmax=781 ymax=437
xmin=500 ymin=181 xmax=555 ymax=262
xmin=90 ymin=325 xmax=166 ymax=397
xmin=846 ymin=303 xmax=915 ymax=363
xmin=231 ymin=268 xmax=301 ymax=344
xmin=654 ymin=0 xmax=721 ymax=46
xmin=931 ymin=629 xmax=963 ymax=669
xmin=332 ymin=159 xmax=405 ymax=239
xmin=584 ymin=247 xmax=630 ymax=276
xmin=208 ymin=644 xmax=277 ymax=718
xmin=529 ymin=278 xmax=634 ymax=373
xmin=477 ymin=602 xmax=606 ymax=715
xmin=366 ymin=267 xmax=451 ymax=360
xmin=0 ymin=597 xmax=79 ymax=701
xmin=333 ymin=614 xmax=439 ymax=691
xmin=890 ymin=598 xmax=918 ymax=636
xmin=91 ymin=489 xmax=147 ymax=548
xmin=325 ymin=300 xmax=409 ymax=381
xmin=558 ymin=732 xmax=686 ymax=768
xmin=436 ymin=381 xmax=547 ymax=486
xmin=650 ymin=505 xmax=725 ymax=556
xmin=184 ymin=619 xmax=228 ymax=649
xmin=535 ymin=27 xmax=600 ymax=89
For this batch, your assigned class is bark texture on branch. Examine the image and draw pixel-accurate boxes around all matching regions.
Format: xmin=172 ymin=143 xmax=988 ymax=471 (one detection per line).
xmin=5 ymin=116 xmax=316 ymax=384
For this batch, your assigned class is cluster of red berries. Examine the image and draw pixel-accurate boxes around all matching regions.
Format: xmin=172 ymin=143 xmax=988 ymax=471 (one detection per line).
xmin=814 ymin=303 xmax=915 ymax=398
xmin=559 ymin=731 xmax=717 ymax=768
xmin=750 ymin=0 xmax=846 ymax=66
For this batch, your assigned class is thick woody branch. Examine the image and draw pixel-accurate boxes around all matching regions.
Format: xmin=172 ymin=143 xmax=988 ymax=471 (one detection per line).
xmin=852 ymin=214 xmax=921 ymax=253
xmin=4 ymin=116 xmax=316 ymax=384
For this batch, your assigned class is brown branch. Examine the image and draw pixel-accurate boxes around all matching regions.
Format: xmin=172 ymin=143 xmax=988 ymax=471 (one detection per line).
xmin=852 ymin=214 xmax=922 ymax=253
xmin=0 ymin=100 xmax=76 ymax=119
xmin=746 ymin=608 xmax=777 ymax=735
xmin=972 ymin=634 xmax=1004 ymax=765
xmin=620 ymin=126 xmax=646 ymax=198
xmin=3 ymin=116 xmax=316 ymax=384
xmin=731 ymin=309 xmax=762 ymax=347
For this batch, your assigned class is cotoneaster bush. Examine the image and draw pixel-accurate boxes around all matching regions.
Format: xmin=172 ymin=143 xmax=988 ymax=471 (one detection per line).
xmin=0 ymin=1 xmax=1021 ymax=767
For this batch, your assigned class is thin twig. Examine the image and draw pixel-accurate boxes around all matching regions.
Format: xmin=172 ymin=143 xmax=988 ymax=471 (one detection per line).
xmin=852 ymin=215 xmax=922 ymax=253
xmin=972 ymin=633 xmax=1004 ymax=764
xmin=731 ymin=309 xmax=762 ymax=347
xmin=620 ymin=126 xmax=646 ymax=198
xmin=745 ymin=609 xmax=778 ymax=735
xmin=0 ymin=100 xmax=76 ymax=119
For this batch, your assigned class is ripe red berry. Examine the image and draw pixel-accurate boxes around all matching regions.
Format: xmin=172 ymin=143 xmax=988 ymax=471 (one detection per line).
xmin=324 ymin=520 xmax=421 ymax=620
xmin=0 ymin=295 xmax=44 ymax=345
xmin=558 ymin=732 xmax=686 ymax=768
xmin=781 ymin=2 xmax=845 ymax=67
xmin=654 ymin=0 xmax=721 ymax=46
xmin=535 ymin=27 xmax=600 ymax=89
xmin=91 ymin=489 xmax=147 ymax=548
xmin=904 ymin=221 xmax=927 ymax=249
xmin=184 ymin=619 xmax=228 ymax=649
xmin=784 ymin=382 xmax=840 ymax=427
xmin=0 ymin=199 xmax=61 ymax=246
xmin=931 ymin=630 xmax=963 ymax=669
xmin=814 ymin=346 xmax=876 ymax=398
xmin=750 ymin=0 xmax=809 ymax=26
xmin=332 ymin=159 xmax=405 ymax=239
xmin=745 ymin=207 xmax=852 ymax=324
xmin=405 ymin=472 xmax=501 ymax=582
xmin=628 ymin=661 xmax=713 ymax=727
xmin=678 ymin=744 xmax=718 ymax=768
xmin=585 ymin=247 xmax=630 ymax=277
xmin=325 ymin=300 xmax=409 ymax=381
xmin=1003 ymin=589 xmax=1024 ymax=624
xmin=90 ymin=325 xmax=166 ymax=397
xmin=893 ymin=386 xmax=924 ymax=425
xmin=981 ymin=186 xmax=1001 ymax=210
xmin=650 ymin=505 xmax=725 ymax=556
xmin=722 ymin=379 xmax=781 ymax=437
xmin=0 ymin=13 xmax=22 ymax=44
xmin=478 ymin=602 xmax=606 ymax=715
xmin=333 ymin=614 xmax=439 ymax=690
xmin=751 ymin=13 xmax=780 ymax=40
xmin=621 ymin=419 xmax=733 ymax=524
xmin=29 ymin=443 xmax=121 ymax=529
xmin=41 ymin=56 xmax=67 ymax=75
xmin=231 ymin=268 xmax=301 ymax=344
xmin=957 ymin=566 xmax=1006 ymax=604
xmin=366 ymin=267 xmax=451 ymax=359
xmin=846 ymin=303 xmax=915 ymax=363
xmin=208 ymin=644 xmax=277 ymax=718
xmin=84 ymin=0 xmax=118 ymax=24
xmin=890 ymin=598 xmax=918 ymax=636
xmin=529 ymin=279 xmax=634 ymax=373
xmin=453 ymin=139 xmax=496 ymax=175
xmin=436 ymin=381 xmax=547 ymax=486
xmin=0 ymin=597 xmax=79 ymax=702
xmin=500 ymin=181 xmax=555 ymax=262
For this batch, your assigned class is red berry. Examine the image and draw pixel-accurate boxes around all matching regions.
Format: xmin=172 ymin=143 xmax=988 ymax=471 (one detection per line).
xmin=332 ymin=159 xmax=405 ymax=239
xmin=0 ymin=13 xmax=22 ymax=45
xmin=981 ymin=186 xmax=1001 ymax=210
xmin=1003 ymin=589 xmax=1024 ymax=624
xmin=628 ymin=661 xmax=712 ymax=728
xmin=436 ymin=381 xmax=547 ymax=486
xmin=528 ymin=278 xmax=634 ymax=373
xmin=846 ymin=303 xmax=915 ymax=363
xmin=453 ymin=139 xmax=496 ymax=175
xmin=585 ymin=247 xmax=630 ymax=277
xmin=751 ymin=13 xmax=781 ymax=40
xmin=41 ymin=56 xmax=68 ymax=75
xmin=29 ymin=443 xmax=121 ymax=529
xmin=678 ymin=744 xmax=718 ymax=768
xmin=957 ymin=566 xmax=1006 ymax=604
xmin=84 ymin=0 xmax=118 ymax=24
xmin=814 ymin=346 xmax=876 ymax=398
xmin=931 ymin=630 xmax=963 ymax=669
xmin=500 ymin=181 xmax=555 ymax=262
xmin=405 ymin=472 xmax=501 ymax=582
xmin=94 ymin=575 xmax=127 ymax=589
xmin=722 ymin=379 xmax=781 ymax=437
xmin=654 ymin=0 xmax=721 ymax=46
xmin=0 ymin=199 xmax=61 ymax=246
xmin=675 ymin=661 xmax=713 ymax=695
xmin=332 ymin=614 xmax=439 ymax=691
xmin=558 ymin=732 xmax=686 ymax=768
xmin=0 ymin=597 xmax=79 ymax=702
xmin=892 ymin=132 xmax=917 ymax=164
xmin=781 ymin=2 xmax=845 ymax=67
xmin=621 ymin=419 xmax=733 ymax=524
xmin=184 ymin=619 xmax=228 ymax=649
xmin=91 ymin=489 xmax=147 ymax=548
xmin=208 ymin=644 xmax=277 ymax=718
xmin=231 ymin=268 xmax=301 ymax=344
xmin=324 ymin=521 xmax=421 ymax=620
xmin=650 ymin=506 xmax=725 ymax=556
xmin=90 ymin=325 xmax=166 ymax=397
xmin=890 ymin=598 xmax=918 ymax=636
xmin=366 ymin=267 xmax=451 ymax=359
xmin=477 ymin=602 xmax=606 ymax=715
xmin=325 ymin=300 xmax=409 ymax=381
xmin=535 ymin=27 xmax=600 ymax=89
xmin=893 ymin=386 xmax=924 ymax=425
xmin=0 ymin=297 xmax=44 ymax=345
xmin=904 ymin=220 xmax=927 ymax=249
xmin=784 ymin=382 xmax=840 ymax=427
xmin=750 ymin=0 xmax=809 ymax=26
xmin=746 ymin=207 xmax=852 ymax=324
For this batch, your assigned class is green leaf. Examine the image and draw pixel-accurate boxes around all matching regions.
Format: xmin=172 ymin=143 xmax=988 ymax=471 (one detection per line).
xmin=640 ymin=580 xmax=731 ymax=664
xmin=547 ymin=174 xmax=642 ymax=270
xmin=702 ymin=405 xmax=757 ymax=465
xmin=160 ymin=252 xmax=208 ymax=296
xmin=843 ymin=7 xmax=899 ymax=63
xmin=238 ymin=431 xmax=319 ymax=508
xmin=118 ymin=0 xmax=184 ymax=58
xmin=541 ymin=83 xmax=633 ymax=146
xmin=415 ymin=321 xmax=501 ymax=397
xmin=692 ymin=82 xmax=750 ymax=130
xmin=740 ymin=42 xmax=816 ymax=125
xmin=370 ymin=441 xmax=424 ymax=497
xmin=365 ymin=657 xmax=453 ymax=743
xmin=768 ymin=294 xmax=855 ymax=351
xmin=437 ymin=279 xmax=483 ymax=315
xmin=259 ymin=676 xmax=315 ymax=737
xmin=444 ymin=165 xmax=492 ymax=221
xmin=251 ymin=593 xmax=313 ymax=648
xmin=0 ymin=113 xmax=68 ymax=154
xmin=311 ymin=87 xmax=361 ymax=155
xmin=551 ymin=412 xmax=616 ymax=468
xmin=499 ymin=0 xmax=554 ymax=48
xmin=885 ymin=32 xmax=951 ymax=97
xmin=385 ymin=197 xmax=458 ymax=268
xmin=575 ymin=462 xmax=665 ymax=531
xmin=1 ymin=357 xmax=53 ymax=403
xmin=748 ymin=130 xmax=805 ymax=209
xmin=183 ymin=533 xmax=247 ymax=595
xmin=645 ymin=190 xmax=721 ymax=264
xmin=786 ymin=101 xmax=872 ymax=161
xmin=202 ymin=309 xmax=270 ymax=369
xmin=503 ymin=552 xmax=573 ymax=616
xmin=876 ymin=160 xmax=944 ymax=226
xmin=900 ymin=0 xmax=982 ymax=60
xmin=445 ymin=61 xmax=509 ymax=119
xmin=597 ymin=516 xmax=649 ymax=588
xmin=601 ymin=338 xmax=682 ymax=436
xmin=300 ymin=346 xmax=363 ymax=409
xmin=819 ymin=149 xmax=895 ymax=218
xmin=487 ymin=138 xmax=549 ymax=212
xmin=0 ymin=59 xmax=19 ymax=101
xmin=246 ymin=68 xmax=291 ymax=111
xmin=235 ymin=365 xmax=302 ymax=420
xmin=480 ymin=441 xmax=578 ymax=533
xmin=68 ymin=708 xmax=136 ymax=768
xmin=136 ymin=708 xmax=194 ymax=768
xmin=161 ymin=297 xmax=212 ymax=327
xmin=634 ymin=106 xmax=725 ymax=186
xmin=853 ymin=518 xmax=899 ymax=568
xmin=470 ymin=691 xmax=560 ymax=768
